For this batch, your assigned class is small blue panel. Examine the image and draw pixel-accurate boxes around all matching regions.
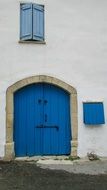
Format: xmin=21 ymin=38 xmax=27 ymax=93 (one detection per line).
xmin=83 ymin=102 xmax=105 ymax=125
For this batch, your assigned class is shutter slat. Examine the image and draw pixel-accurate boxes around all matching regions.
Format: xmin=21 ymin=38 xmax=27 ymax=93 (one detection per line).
xmin=20 ymin=3 xmax=32 ymax=40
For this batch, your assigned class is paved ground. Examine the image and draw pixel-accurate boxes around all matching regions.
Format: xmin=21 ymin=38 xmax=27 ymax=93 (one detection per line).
xmin=37 ymin=157 xmax=107 ymax=175
xmin=16 ymin=156 xmax=107 ymax=175
xmin=0 ymin=159 xmax=107 ymax=190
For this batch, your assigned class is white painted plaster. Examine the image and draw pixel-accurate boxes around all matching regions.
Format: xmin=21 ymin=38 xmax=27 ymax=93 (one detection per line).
xmin=0 ymin=0 xmax=107 ymax=157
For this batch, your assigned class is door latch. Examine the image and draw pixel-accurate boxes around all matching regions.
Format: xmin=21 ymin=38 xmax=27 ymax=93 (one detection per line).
xmin=44 ymin=100 xmax=48 ymax=104
xmin=38 ymin=99 xmax=42 ymax=104
xmin=45 ymin=114 xmax=47 ymax=122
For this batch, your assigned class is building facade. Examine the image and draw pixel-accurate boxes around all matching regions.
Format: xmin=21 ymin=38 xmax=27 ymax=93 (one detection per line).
xmin=0 ymin=0 xmax=107 ymax=159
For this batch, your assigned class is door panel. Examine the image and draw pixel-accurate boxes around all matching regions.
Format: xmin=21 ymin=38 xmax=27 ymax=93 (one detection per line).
xmin=43 ymin=84 xmax=60 ymax=154
xmin=43 ymin=84 xmax=71 ymax=155
xmin=34 ymin=83 xmax=44 ymax=155
xmin=14 ymin=83 xmax=71 ymax=156
xmin=14 ymin=85 xmax=36 ymax=156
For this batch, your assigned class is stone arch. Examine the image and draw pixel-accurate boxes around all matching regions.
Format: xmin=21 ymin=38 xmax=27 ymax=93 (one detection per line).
xmin=5 ymin=75 xmax=78 ymax=159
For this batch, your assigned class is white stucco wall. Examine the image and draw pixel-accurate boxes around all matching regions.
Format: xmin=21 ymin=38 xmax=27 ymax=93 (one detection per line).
xmin=0 ymin=0 xmax=107 ymax=157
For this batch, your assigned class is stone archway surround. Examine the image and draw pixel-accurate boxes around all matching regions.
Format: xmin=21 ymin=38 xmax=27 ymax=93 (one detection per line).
xmin=5 ymin=75 xmax=78 ymax=159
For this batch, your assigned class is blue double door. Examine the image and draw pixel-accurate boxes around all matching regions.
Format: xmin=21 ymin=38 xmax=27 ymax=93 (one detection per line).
xmin=14 ymin=83 xmax=71 ymax=156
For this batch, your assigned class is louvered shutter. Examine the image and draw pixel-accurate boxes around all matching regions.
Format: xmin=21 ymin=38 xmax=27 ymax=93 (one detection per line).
xmin=20 ymin=3 xmax=32 ymax=40
xmin=33 ymin=4 xmax=44 ymax=41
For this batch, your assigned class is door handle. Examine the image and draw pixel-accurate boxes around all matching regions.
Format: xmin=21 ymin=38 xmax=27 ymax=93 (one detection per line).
xmin=36 ymin=125 xmax=44 ymax=128
xmin=38 ymin=99 xmax=42 ymax=104
xmin=44 ymin=126 xmax=59 ymax=130
xmin=44 ymin=100 xmax=48 ymax=104
xmin=36 ymin=125 xmax=59 ymax=130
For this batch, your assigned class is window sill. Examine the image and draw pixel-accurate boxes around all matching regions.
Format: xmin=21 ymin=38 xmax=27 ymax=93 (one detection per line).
xmin=18 ymin=40 xmax=46 ymax=44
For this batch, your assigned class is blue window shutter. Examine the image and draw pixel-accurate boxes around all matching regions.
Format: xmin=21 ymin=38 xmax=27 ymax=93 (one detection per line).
xmin=33 ymin=4 xmax=44 ymax=41
xmin=83 ymin=102 xmax=105 ymax=125
xmin=20 ymin=3 xmax=32 ymax=40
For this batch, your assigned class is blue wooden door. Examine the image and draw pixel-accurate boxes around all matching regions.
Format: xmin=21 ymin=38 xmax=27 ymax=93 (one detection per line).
xmin=14 ymin=83 xmax=71 ymax=156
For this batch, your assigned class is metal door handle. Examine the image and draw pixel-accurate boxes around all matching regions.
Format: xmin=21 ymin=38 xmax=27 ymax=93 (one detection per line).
xmin=44 ymin=100 xmax=48 ymax=104
xmin=44 ymin=126 xmax=59 ymax=130
xmin=36 ymin=125 xmax=44 ymax=128
xmin=36 ymin=125 xmax=59 ymax=130
xmin=38 ymin=99 xmax=42 ymax=104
